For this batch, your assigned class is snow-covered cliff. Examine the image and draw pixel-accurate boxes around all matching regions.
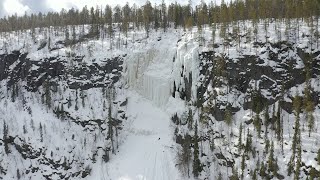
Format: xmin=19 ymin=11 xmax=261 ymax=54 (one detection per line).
xmin=0 ymin=18 xmax=320 ymax=180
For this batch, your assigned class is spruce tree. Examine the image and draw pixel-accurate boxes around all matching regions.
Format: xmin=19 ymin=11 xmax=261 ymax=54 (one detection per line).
xmin=292 ymin=94 xmax=301 ymax=156
xmin=309 ymin=167 xmax=317 ymax=180
xmin=260 ymin=162 xmax=266 ymax=178
xmin=252 ymin=169 xmax=257 ymax=180
xmin=44 ymin=79 xmax=51 ymax=109
xmin=39 ymin=123 xmax=43 ymax=142
xmin=217 ymin=172 xmax=223 ymax=180
xmin=108 ymin=100 xmax=114 ymax=154
xmin=238 ymin=123 xmax=243 ymax=150
xmin=75 ymin=90 xmax=79 ymax=111
xmin=230 ymin=166 xmax=240 ymax=180
xmin=287 ymin=155 xmax=294 ymax=176
xmin=318 ymin=149 xmax=320 ymax=165
xmin=225 ymin=106 xmax=233 ymax=126
xmin=161 ymin=0 xmax=168 ymax=32
xmin=264 ymin=105 xmax=269 ymax=138
xmin=3 ymin=121 xmax=10 ymax=154
xmin=241 ymin=153 xmax=246 ymax=179
xmin=304 ymin=85 xmax=315 ymax=137
xmin=68 ymin=94 xmax=72 ymax=108
xmin=268 ymin=141 xmax=278 ymax=176
xmin=276 ymin=102 xmax=281 ymax=141
xmin=80 ymin=90 xmax=85 ymax=108
xmin=253 ymin=112 xmax=261 ymax=138
xmin=187 ymin=109 xmax=193 ymax=130
xmin=192 ymin=122 xmax=201 ymax=177
xmin=294 ymin=143 xmax=302 ymax=180
xmin=245 ymin=129 xmax=252 ymax=154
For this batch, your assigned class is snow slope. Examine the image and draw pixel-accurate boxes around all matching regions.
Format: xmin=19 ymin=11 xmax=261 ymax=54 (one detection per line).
xmin=105 ymin=91 xmax=180 ymax=180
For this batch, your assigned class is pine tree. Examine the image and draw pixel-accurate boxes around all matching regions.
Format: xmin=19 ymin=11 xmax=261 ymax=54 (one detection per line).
xmin=48 ymin=36 xmax=51 ymax=50
xmin=289 ymin=93 xmax=302 ymax=178
xmin=108 ymin=100 xmax=114 ymax=154
xmin=75 ymin=90 xmax=79 ymax=111
xmin=17 ymin=169 xmax=20 ymax=180
xmin=11 ymin=84 xmax=16 ymax=102
xmin=80 ymin=90 xmax=85 ymax=108
xmin=186 ymin=16 xmax=193 ymax=31
xmin=122 ymin=3 xmax=130 ymax=37
xmin=192 ymin=122 xmax=202 ymax=177
xmin=294 ymin=143 xmax=302 ymax=180
xmin=260 ymin=162 xmax=266 ymax=178
xmin=293 ymin=94 xmax=302 ymax=116
xmin=65 ymin=26 xmax=70 ymax=44
xmin=178 ymin=134 xmax=192 ymax=177
xmin=309 ymin=167 xmax=317 ymax=180
xmin=3 ymin=121 xmax=10 ymax=154
xmin=252 ymin=169 xmax=257 ymax=180
xmin=268 ymin=141 xmax=278 ymax=176
xmin=68 ymin=94 xmax=72 ymax=108
xmin=44 ymin=79 xmax=51 ymax=109
xmin=276 ymin=102 xmax=281 ymax=141
xmin=217 ymin=172 xmax=223 ymax=180
xmin=245 ymin=129 xmax=252 ymax=154
xmin=304 ymin=85 xmax=315 ymax=137
xmin=265 ymin=139 xmax=270 ymax=155
xmin=72 ymin=25 xmax=76 ymax=43
xmin=318 ymin=149 xmax=320 ymax=165
xmin=230 ymin=166 xmax=240 ymax=180
xmin=238 ymin=123 xmax=243 ymax=150
xmin=161 ymin=0 xmax=168 ymax=32
xmin=225 ymin=106 xmax=233 ymax=126
xmin=292 ymin=94 xmax=301 ymax=156
xmin=105 ymin=5 xmax=113 ymax=39
xmin=143 ymin=1 xmax=153 ymax=38
xmin=264 ymin=105 xmax=269 ymax=138
xmin=39 ymin=123 xmax=43 ymax=142
xmin=287 ymin=155 xmax=294 ymax=176
xmin=241 ymin=153 xmax=246 ymax=179
xmin=60 ymin=103 xmax=64 ymax=119
xmin=187 ymin=109 xmax=193 ymax=130
xmin=253 ymin=112 xmax=261 ymax=138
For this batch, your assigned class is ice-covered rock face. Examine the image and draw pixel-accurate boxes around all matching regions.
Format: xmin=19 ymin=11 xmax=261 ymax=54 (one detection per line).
xmin=173 ymin=34 xmax=200 ymax=103
xmin=124 ymin=31 xmax=203 ymax=108
xmin=125 ymin=31 xmax=180 ymax=108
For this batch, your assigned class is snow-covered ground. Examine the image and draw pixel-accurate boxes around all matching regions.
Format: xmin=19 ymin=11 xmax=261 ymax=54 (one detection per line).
xmin=101 ymin=91 xmax=180 ymax=180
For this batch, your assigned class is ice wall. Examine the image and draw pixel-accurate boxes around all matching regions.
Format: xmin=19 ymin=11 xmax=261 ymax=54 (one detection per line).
xmin=125 ymin=47 xmax=174 ymax=108
xmin=125 ymin=32 xmax=200 ymax=108
xmin=172 ymin=34 xmax=200 ymax=102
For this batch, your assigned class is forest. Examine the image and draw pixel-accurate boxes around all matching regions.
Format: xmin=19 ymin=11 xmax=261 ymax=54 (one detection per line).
xmin=0 ymin=0 xmax=319 ymax=34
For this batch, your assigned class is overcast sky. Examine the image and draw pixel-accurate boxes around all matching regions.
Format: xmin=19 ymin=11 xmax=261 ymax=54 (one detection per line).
xmin=0 ymin=0 xmax=224 ymax=18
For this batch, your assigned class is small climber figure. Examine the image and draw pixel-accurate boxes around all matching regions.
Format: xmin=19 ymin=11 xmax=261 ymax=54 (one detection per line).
xmin=158 ymin=137 xmax=160 ymax=140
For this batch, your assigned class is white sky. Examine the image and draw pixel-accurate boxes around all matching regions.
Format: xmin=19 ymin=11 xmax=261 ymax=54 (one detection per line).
xmin=0 ymin=0 xmax=224 ymax=18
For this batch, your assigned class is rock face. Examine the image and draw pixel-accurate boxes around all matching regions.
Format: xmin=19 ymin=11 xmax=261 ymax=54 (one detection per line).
xmin=0 ymin=51 xmax=124 ymax=92
xmin=172 ymin=27 xmax=320 ymax=179
xmin=196 ymin=42 xmax=320 ymax=121
xmin=0 ymin=47 xmax=127 ymax=179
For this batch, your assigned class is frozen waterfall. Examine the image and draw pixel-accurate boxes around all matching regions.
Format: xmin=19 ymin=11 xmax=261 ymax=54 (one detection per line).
xmin=124 ymin=32 xmax=200 ymax=108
